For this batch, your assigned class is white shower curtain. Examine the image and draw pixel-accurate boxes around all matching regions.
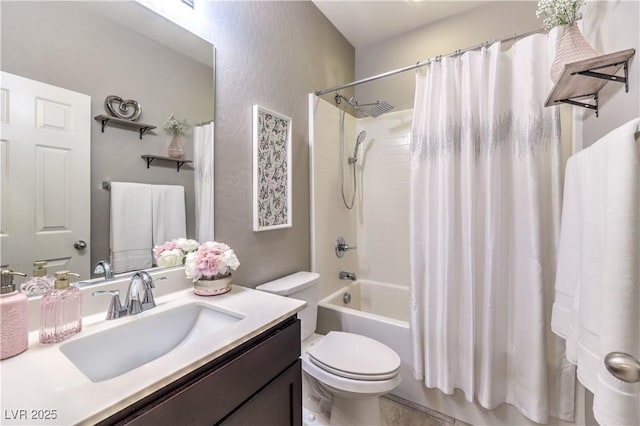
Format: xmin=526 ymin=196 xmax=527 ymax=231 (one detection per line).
xmin=194 ymin=122 xmax=215 ymax=242
xmin=409 ymin=34 xmax=575 ymax=423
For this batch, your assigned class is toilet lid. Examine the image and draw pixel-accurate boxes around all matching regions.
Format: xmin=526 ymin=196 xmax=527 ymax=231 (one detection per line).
xmin=307 ymin=331 xmax=400 ymax=381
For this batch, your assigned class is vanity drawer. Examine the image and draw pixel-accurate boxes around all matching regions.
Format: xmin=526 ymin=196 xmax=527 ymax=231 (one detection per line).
xmin=107 ymin=317 xmax=301 ymax=426
xmin=221 ymin=360 xmax=302 ymax=426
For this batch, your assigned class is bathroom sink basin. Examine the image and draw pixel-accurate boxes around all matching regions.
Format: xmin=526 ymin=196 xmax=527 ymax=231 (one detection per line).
xmin=60 ymin=303 xmax=242 ymax=382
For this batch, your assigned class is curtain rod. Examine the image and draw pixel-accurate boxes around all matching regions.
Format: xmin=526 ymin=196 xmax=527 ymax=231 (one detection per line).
xmin=315 ymin=27 xmax=546 ymax=96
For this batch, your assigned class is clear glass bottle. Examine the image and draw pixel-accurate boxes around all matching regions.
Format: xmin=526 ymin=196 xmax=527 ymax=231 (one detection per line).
xmin=39 ymin=271 xmax=82 ymax=344
xmin=20 ymin=261 xmax=55 ymax=297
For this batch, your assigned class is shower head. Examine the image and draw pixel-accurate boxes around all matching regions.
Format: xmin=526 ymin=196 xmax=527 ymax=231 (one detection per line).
xmin=335 ymin=94 xmax=393 ymax=118
xmin=356 ymin=130 xmax=367 ymax=145
xmin=349 ymin=130 xmax=367 ymax=164
xmin=355 ymin=100 xmax=394 ymax=118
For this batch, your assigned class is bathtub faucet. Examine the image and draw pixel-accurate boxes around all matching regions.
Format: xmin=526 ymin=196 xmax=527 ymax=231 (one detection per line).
xmin=339 ymin=271 xmax=357 ymax=281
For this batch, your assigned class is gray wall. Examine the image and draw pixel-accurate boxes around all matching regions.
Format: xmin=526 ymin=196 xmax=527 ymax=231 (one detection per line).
xmin=581 ymin=0 xmax=639 ymax=146
xmin=354 ymin=1 xmax=539 ymax=111
xmin=1 ymin=1 xmax=214 ymax=270
xmin=201 ymin=2 xmax=354 ymax=287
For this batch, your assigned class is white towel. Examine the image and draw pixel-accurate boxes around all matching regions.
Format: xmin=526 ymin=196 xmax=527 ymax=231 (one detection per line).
xmin=152 ymin=184 xmax=186 ymax=245
xmin=552 ymin=117 xmax=640 ymax=426
xmin=110 ymin=182 xmax=153 ymax=273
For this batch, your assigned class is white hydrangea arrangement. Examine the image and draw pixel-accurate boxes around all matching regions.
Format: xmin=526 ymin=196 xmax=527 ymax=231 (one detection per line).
xmin=536 ymin=0 xmax=586 ymax=30
xmin=161 ymin=114 xmax=189 ymax=135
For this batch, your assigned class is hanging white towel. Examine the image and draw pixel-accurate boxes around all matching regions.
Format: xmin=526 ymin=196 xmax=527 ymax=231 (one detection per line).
xmin=552 ymin=117 xmax=640 ymax=426
xmin=110 ymin=182 xmax=153 ymax=274
xmin=152 ymin=184 xmax=186 ymax=245
xmin=194 ymin=122 xmax=215 ymax=242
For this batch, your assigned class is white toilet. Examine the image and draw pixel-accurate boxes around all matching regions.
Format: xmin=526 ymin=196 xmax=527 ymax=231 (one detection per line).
xmin=256 ymin=272 xmax=401 ymax=426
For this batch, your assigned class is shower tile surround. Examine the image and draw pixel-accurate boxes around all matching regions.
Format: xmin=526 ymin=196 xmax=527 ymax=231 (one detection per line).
xmin=311 ymin=96 xmax=412 ymax=297
xmin=356 ymin=111 xmax=412 ymax=287
xmin=311 ymin=96 xmax=359 ymax=298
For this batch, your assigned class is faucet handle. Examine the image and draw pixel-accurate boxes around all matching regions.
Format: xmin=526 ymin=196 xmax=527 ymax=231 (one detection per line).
xmin=335 ymin=237 xmax=357 ymax=258
xmin=150 ymin=276 xmax=167 ymax=286
xmin=93 ymin=290 xmax=125 ymax=320
xmin=141 ymin=276 xmax=166 ymax=309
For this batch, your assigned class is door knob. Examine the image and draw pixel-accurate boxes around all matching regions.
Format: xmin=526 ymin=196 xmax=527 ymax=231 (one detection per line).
xmin=604 ymin=352 xmax=640 ymax=383
xmin=74 ymin=240 xmax=87 ymax=250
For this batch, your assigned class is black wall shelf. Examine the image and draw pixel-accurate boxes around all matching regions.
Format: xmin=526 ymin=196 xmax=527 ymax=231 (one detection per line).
xmin=95 ymin=114 xmax=156 ymax=139
xmin=141 ymin=154 xmax=192 ymax=172
xmin=545 ymin=49 xmax=636 ymax=117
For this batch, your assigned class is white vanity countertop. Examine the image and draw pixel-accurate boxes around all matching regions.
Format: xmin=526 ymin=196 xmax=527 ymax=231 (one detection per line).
xmin=0 ymin=283 xmax=306 ymax=425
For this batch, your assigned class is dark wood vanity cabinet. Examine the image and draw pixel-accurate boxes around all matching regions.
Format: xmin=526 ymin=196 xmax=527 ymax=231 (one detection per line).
xmin=99 ymin=316 xmax=302 ymax=426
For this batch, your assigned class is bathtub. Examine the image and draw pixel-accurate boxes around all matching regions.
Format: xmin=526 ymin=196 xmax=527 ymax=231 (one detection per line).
xmin=315 ymin=280 xmax=416 ymax=403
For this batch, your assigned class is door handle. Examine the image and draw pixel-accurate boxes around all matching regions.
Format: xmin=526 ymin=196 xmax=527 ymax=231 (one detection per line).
xmin=74 ymin=240 xmax=87 ymax=250
xmin=604 ymin=352 xmax=640 ymax=383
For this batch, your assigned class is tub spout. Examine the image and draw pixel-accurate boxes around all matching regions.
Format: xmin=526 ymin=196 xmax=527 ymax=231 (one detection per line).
xmin=339 ymin=271 xmax=357 ymax=281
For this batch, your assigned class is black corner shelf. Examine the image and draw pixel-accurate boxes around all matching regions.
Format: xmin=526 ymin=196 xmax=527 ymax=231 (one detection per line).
xmin=141 ymin=154 xmax=192 ymax=172
xmin=545 ymin=49 xmax=636 ymax=117
xmin=95 ymin=114 xmax=156 ymax=139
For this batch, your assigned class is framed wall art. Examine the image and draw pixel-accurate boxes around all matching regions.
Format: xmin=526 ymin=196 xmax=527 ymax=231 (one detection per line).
xmin=252 ymin=104 xmax=292 ymax=231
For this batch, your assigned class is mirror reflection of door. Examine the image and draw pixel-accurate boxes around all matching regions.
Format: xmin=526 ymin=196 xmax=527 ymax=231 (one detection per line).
xmin=0 ymin=72 xmax=90 ymax=278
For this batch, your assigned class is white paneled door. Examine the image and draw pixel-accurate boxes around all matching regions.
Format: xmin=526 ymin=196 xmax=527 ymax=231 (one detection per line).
xmin=0 ymin=72 xmax=90 ymax=278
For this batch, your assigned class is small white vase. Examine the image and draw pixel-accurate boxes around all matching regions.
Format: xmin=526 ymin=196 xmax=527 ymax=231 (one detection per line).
xmin=193 ymin=274 xmax=232 ymax=296
xmin=550 ymin=23 xmax=598 ymax=83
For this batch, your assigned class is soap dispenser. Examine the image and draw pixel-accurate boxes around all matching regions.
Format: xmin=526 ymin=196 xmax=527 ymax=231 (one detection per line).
xmin=20 ymin=261 xmax=55 ymax=296
xmin=40 ymin=271 xmax=82 ymax=344
xmin=1 ymin=269 xmax=28 ymax=360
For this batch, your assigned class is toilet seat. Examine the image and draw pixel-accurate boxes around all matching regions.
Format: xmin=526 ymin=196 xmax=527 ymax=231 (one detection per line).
xmin=301 ymin=354 xmax=401 ymax=396
xmin=306 ymin=331 xmax=400 ymax=381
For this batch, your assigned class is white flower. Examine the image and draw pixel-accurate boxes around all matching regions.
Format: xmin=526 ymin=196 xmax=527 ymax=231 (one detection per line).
xmin=176 ymin=238 xmax=199 ymax=253
xmin=157 ymin=248 xmax=184 ymax=267
xmin=162 ymin=114 xmax=189 ymax=134
xmin=220 ymin=249 xmax=240 ymax=271
xmin=536 ymin=0 xmax=586 ymax=30
xmin=184 ymin=252 xmax=198 ymax=280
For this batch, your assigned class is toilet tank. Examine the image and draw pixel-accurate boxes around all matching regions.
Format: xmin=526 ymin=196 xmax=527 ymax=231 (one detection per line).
xmin=256 ymin=272 xmax=319 ymax=341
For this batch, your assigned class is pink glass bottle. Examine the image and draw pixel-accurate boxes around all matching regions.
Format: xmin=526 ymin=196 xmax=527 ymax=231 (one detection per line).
xmin=1 ymin=269 xmax=28 ymax=360
xmin=20 ymin=261 xmax=55 ymax=297
xmin=39 ymin=271 xmax=82 ymax=344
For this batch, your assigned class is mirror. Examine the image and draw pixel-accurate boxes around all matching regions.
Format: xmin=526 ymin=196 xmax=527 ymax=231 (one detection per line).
xmin=0 ymin=1 xmax=215 ymax=283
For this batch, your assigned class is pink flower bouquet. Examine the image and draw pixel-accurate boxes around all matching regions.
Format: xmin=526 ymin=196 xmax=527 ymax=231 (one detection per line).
xmin=184 ymin=241 xmax=240 ymax=282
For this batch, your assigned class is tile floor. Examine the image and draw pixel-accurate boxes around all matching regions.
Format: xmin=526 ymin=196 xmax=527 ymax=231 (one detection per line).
xmin=381 ymin=396 xmax=471 ymax=426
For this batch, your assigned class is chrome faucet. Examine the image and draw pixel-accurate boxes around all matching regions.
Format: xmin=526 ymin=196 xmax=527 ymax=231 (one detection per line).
xmin=125 ymin=271 xmax=152 ymax=315
xmin=93 ymin=271 xmax=166 ymax=320
xmin=339 ymin=271 xmax=357 ymax=281
xmin=93 ymin=260 xmax=114 ymax=280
